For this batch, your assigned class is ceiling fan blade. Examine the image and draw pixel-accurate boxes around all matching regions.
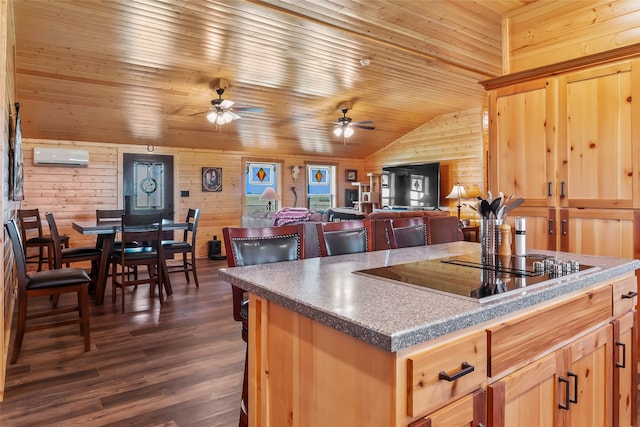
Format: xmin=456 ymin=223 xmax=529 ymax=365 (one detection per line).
xmin=188 ymin=110 xmax=210 ymax=117
xmin=229 ymin=111 xmax=242 ymax=120
xmin=353 ymin=120 xmax=373 ymax=125
xmin=220 ymin=99 xmax=234 ymax=109
xmin=235 ymin=107 xmax=265 ymax=113
xmin=353 ymin=124 xmax=376 ymax=130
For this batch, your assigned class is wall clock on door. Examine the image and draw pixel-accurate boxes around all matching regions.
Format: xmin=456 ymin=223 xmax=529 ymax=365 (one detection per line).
xmin=140 ymin=177 xmax=158 ymax=194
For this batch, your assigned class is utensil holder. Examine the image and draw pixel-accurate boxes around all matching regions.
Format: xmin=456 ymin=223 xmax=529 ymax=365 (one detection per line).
xmin=481 ymin=218 xmax=503 ymax=260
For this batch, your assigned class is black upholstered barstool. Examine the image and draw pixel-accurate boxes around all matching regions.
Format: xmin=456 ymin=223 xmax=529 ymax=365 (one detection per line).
xmin=316 ymin=219 xmax=372 ymax=256
xmin=384 ymin=217 xmax=428 ymax=249
xmin=222 ymin=224 xmax=306 ymax=427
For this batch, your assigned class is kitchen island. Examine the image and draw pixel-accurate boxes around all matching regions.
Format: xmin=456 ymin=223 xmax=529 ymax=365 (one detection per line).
xmin=219 ymin=241 xmax=640 ymax=426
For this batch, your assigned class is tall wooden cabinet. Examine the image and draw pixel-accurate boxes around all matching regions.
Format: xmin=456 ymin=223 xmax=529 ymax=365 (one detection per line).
xmin=485 ymin=56 xmax=640 ymax=258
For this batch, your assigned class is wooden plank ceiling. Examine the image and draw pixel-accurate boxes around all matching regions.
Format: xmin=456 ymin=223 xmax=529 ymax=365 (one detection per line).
xmin=13 ymin=0 xmax=533 ymax=159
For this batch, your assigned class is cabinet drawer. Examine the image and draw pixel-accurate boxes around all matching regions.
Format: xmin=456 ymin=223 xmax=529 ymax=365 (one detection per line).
xmin=611 ymin=274 xmax=637 ymax=317
xmin=407 ymin=330 xmax=486 ymax=417
xmin=487 ymin=285 xmax=611 ymax=378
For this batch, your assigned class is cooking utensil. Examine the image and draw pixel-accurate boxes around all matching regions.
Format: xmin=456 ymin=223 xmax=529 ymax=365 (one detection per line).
xmin=480 ymin=199 xmax=491 ymax=218
xmin=503 ymin=197 xmax=524 ymax=215
xmin=489 ymin=197 xmax=502 ymax=217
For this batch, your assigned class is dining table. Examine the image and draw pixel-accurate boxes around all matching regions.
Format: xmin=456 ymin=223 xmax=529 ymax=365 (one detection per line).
xmin=72 ymin=219 xmax=187 ymax=305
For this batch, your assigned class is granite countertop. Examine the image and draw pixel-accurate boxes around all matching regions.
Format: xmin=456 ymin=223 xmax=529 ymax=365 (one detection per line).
xmin=218 ymin=242 xmax=640 ymax=352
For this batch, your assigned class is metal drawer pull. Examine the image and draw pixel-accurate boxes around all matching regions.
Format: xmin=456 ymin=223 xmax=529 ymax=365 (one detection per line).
xmin=438 ymin=361 xmax=474 ymax=382
xmin=568 ymin=371 xmax=578 ymax=404
xmin=621 ymin=291 xmax=637 ymax=299
xmin=559 ymin=376 xmax=570 ymax=410
xmin=615 ymin=340 xmax=626 ymax=368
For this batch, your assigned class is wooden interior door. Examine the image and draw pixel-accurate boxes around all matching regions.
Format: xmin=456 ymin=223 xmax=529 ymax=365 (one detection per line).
xmin=123 ymin=153 xmax=174 ymax=220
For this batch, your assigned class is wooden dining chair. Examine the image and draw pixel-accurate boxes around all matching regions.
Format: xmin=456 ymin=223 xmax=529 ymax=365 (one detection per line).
xmin=111 ymin=213 xmax=165 ymax=313
xmin=162 ymin=208 xmax=200 ymax=287
xmin=18 ymin=208 xmax=69 ymax=271
xmin=222 ymin=224 xmax=306 ymax=427
xmin=316 ymin=219 xmax=372 ymax=256
xmin=5 ymin=219 xmax=91 ymax=364
xmin=385 ymin=217 xmax=428 ymax=249
xmin=96 ymin=209 xmax=141 ymax=276
xmin=46 ymin=212 xmax=103 ymax=288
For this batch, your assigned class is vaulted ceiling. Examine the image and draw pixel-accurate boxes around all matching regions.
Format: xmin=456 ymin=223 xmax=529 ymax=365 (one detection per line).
xmin=12 ymin=0 xmax=533 ymax=159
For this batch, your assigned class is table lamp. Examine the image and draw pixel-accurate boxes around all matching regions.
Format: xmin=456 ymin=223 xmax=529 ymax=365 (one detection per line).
xmin=446 ymin=183 xmax=467 ymax=223
xmin=260 ymin=187 xmax=279 ymax=212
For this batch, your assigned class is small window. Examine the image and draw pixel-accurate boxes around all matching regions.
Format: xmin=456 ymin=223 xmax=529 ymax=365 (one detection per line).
xmin=245 ymin=162 xmax=278 ymax=217
xmin=307 ymin=165 xmax=336 ymax=209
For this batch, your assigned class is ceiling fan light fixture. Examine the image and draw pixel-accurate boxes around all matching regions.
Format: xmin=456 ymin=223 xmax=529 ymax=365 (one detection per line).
xmin=222 ymin=111 xmax=234 ymax=123
xmin=344 ymin=126 xmax=354 ymax=138
xmin=206 ymin=111 xmax=218 ymax=123
xmin=333 ymin=127 xmax=342 ymax=137
xmin=216 ymin=113 xmax=228 ymax=125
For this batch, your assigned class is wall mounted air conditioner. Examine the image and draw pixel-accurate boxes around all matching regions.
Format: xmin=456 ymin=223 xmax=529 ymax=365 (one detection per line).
xmin=33 ymin=147 xmax=89 ymax=167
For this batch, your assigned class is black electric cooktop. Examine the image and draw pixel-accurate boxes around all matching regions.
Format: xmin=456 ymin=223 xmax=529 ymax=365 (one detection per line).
xmin=355 ymin=253 xmax=598 ymax=303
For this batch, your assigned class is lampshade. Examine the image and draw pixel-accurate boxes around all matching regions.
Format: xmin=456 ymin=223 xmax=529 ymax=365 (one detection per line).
xmin=260 ymin=187 xmax=279 ymax=201
xmin=446 ymin=184 xmax=467 ymax=199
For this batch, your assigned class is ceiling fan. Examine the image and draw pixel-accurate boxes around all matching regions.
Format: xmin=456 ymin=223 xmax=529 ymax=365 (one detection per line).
xmin=333 ymin=107 xmax=375 ymax=140
xmin=190 ymin=82 xmax=264 ymax=125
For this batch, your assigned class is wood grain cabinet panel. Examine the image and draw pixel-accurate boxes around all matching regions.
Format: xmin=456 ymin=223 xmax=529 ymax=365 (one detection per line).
xmin=408 ymin=389 xmax=486 ymax=427
xmin=487 ymin=285 xmax=611 ymax=378
xmin=489 ymin=78 xmax=554 ymax=208
xmin=612 ymin=311 xmax=637 ymax=427
xmin=406 ymin=330 xmax=486 ymax=417
xmin=560 ymin=63 xmax=634 ymax=210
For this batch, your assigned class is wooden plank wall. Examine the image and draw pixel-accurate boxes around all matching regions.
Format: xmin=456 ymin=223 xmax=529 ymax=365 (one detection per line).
xmin=504 ymin=0 xmax=640 ymax=73
xmin=364 ymin=107 xmax=486 ymax=221
xmin=1 ymin=0 xmax=18 ymax=400
xmin=20 ymin=139 xmax=365 ymax=258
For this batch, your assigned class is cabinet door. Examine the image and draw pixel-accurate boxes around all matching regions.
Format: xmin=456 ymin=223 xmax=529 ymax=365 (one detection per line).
xmin=408 ymin=389 xmax=486 ymax=427
xmin=489 ymin=78 xmax=555 ymax=207
xmin=560 ymin=325 xmax=612 ymax=427
xmin=488 ymin=352 xmax=560 ymax=427
xmin=612 ymin=311 xmax=637 ymax=427
xmin=560 ymin=62 xmax=634 ymax=209
xmin=503 ymin=207 xmax=556 ymax=251
xmin=559 ymin=208 xmax=635 ymax=257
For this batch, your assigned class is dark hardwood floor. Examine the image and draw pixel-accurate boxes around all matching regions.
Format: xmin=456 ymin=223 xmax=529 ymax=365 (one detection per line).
xmin=0 ymin=259 xmax=244 ymax=427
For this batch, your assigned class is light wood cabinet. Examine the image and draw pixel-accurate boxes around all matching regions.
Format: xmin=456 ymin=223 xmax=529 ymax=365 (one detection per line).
xmin=489 ymin=78 xmax=556 ymax=209
xmin=409 ymin=389 xmax=486 ymax=427
xmin=559 ymin=62 xmax=634 ymax=210
xmin=488 ymin=352 xmax=560 ymax=427
xmin=487 ymin=57 xmax=640 ymax=257
xmin=558 ymin=325 xmax=612 ymax=427
xmin=248 ymin=273 xmax=636 ymax=426
xmin=488 ymin=324 xmax=612 ymax=427
xmin=612 ymin=311 xmax=637 ymax=427
xmin=559 ymin=208 xmax=635 ymax=258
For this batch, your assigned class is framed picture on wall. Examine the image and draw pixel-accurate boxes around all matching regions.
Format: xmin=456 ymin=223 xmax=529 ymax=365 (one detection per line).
xmin=202 ymin=167 xmax=222 ymax=192
xmin=345 ymin=169 xmax=357 ymax=182
xmin=9 ymin=102 xmax=24 ymax=201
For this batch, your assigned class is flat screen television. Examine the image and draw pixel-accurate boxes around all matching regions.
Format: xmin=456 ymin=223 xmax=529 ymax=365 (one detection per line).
xmin=382 ymin=162 xmax=440 ymax=209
